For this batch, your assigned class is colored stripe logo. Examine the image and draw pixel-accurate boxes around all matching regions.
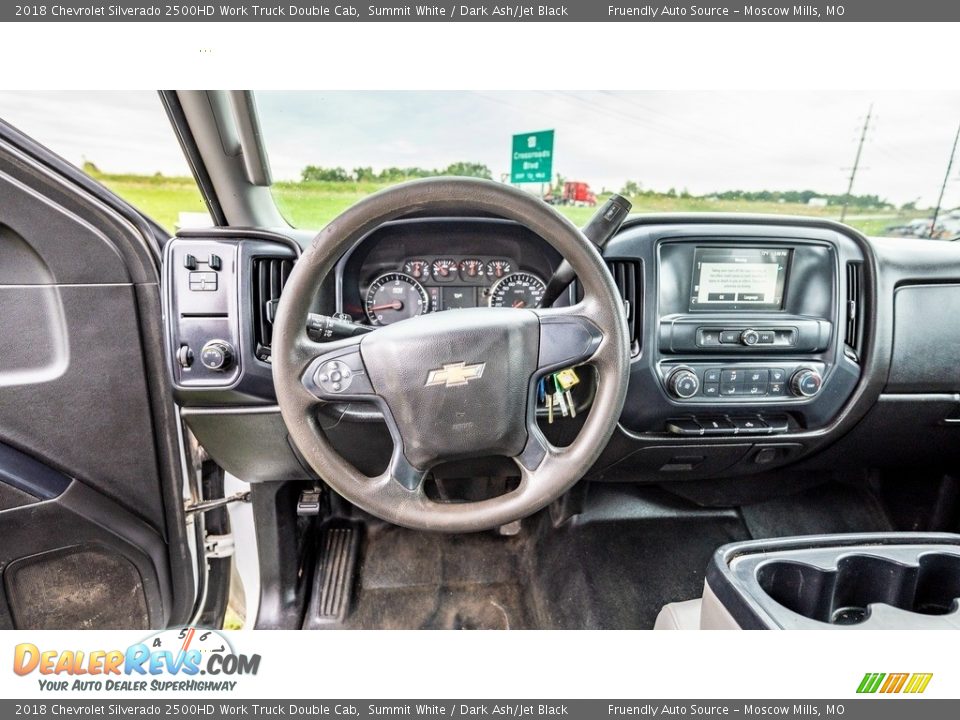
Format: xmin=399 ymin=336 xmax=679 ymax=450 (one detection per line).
xmin=857 ymin=672 xmax=933 ymax=694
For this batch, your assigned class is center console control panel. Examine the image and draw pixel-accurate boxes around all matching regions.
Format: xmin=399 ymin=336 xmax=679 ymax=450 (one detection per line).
xmin=660 ymin=362 xmax=826 ymax=401
xmin=626 ymin=233 xmax=863 ymax=436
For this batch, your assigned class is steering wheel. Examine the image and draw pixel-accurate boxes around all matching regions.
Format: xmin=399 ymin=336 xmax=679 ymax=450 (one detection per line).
xmin=273 ymin=178 xmax=630 ymax=533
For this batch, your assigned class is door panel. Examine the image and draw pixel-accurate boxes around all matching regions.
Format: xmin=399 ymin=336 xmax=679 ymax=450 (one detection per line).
xmin=0 ymin=124 xmax=193 ymax=629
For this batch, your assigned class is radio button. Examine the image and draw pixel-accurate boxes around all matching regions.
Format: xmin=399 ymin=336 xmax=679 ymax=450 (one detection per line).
xmin=719 ymin=330 xmax=742 ymax=344
xmin=740 ymin=329 xmax=760 ymax=346
xmin=697 ymin=329 xmax=722 ymax=346
xmin=758 ymin=330 xmax=776 ymax=344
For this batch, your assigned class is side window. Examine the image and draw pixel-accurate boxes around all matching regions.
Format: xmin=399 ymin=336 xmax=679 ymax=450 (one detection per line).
xmin=0 ymin=91 xmax=207 ymax=233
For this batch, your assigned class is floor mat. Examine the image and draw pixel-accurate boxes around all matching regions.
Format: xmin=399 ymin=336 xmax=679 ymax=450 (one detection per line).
xmin=529 ymin=486 xmax=750 ymax=629
xmin=740 ymin=481 xmax=894 ymax=540
xmin=338 ymin=524 xmax=535 ymax=629
xmin=314 ymin=481 xmax=894 ymax=630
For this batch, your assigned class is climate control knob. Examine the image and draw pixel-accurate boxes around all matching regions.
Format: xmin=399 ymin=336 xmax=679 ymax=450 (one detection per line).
xmin=668 ymin=369 xmax=700 ymax=399
xmin=790 ymin=368 xmax=823 ymax=397
xmin=200 ymin=340 xmax=234 ymax=372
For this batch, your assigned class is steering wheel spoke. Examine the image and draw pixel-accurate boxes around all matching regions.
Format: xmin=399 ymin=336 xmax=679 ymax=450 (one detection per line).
xmin=532 ymin=301 xmax=605 ymax=373
xmin=383 ymin=444 xmax=429 ymax=492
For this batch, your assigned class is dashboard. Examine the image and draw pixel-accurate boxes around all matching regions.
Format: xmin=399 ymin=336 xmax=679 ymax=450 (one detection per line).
xmin=161 ymin=213 xmax=960 ymax=488
xmin=337 ymin=218 xmax=562 ymax=325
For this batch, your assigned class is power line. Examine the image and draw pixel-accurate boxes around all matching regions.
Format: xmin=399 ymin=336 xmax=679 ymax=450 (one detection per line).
xmin=930 ymin=121 xmax=960 ymax=237
xmin=841 ymin=104 xmax=873 ymax=222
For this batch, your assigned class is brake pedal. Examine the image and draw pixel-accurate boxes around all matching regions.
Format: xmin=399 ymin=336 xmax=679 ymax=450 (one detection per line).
xmin=306 ymin=521 xmax=361 ymax=626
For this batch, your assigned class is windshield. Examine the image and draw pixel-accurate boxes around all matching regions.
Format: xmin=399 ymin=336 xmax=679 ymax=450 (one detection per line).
xmin=256 ymin=91 xmax=960 ymax=239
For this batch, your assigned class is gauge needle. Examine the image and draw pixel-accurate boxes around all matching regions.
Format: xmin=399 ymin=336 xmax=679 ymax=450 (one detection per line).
xmin=512 ymin=300 xmax=526 ymax=308
xmin=371 ymin=301 xmax=404 ymax=311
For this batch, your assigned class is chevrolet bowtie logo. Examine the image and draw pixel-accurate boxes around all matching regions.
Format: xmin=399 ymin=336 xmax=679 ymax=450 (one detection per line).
xmin=425 ymin=362 xmax=486 ymax=388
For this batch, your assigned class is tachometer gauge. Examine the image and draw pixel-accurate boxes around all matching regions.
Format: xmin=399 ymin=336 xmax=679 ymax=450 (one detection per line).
xmin=365 ymin=272 xmax=429 ymax=325
xmin=458 ymin=259 xmax=485 ymax=281
xmin=402 ymin=259 xmax=429 ymax=280
xmin=431 ymin=258 xmax=458 ymax=282
xmin=488 ymin=272 xmax=547 ymax=309
xmin=485 ymin=259 xmax=512 ymax=279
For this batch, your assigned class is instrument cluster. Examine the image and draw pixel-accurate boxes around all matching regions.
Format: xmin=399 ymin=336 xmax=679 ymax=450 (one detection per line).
xmin=363 ymin=255 xmax=546 ymax=325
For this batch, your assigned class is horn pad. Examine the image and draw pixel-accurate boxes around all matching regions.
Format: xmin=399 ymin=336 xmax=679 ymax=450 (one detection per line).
xmin=359 ymin=308 xmax=540 ymax=469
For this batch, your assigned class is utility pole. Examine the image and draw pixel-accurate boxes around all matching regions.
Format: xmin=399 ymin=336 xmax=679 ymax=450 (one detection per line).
xmin=841 ymin=104 xmax=873 ymax=223
xmin=930 ymin=121 xmax=960 ymax=238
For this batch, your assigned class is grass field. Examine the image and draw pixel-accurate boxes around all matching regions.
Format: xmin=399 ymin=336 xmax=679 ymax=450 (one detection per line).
xmin=96 ymin=173 xmax=924 ymax=238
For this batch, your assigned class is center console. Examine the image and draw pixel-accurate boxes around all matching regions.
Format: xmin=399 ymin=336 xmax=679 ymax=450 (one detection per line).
xmin=654 ymin=237 xmax=855 ymax=435
xmin=703 ymin=533 xmax=960 ymax=629
xmin=605 ymin=222 xmax=865 ymax=445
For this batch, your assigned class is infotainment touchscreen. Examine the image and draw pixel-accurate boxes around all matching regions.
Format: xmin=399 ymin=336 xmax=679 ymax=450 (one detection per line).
xmin=690 ymin=247 xmax=790 ymax=311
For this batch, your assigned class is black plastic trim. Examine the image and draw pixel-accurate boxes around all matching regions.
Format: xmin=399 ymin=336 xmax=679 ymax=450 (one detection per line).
xmin=159 ymin=91 xmax=227 ymax=227
xmin=0 ymin=442 xmax=71 ymax=500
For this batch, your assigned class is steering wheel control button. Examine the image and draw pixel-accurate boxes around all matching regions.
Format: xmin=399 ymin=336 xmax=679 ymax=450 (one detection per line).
xmin=668 ymin=369 xmax=700 ymax=399
xmin=740 ymin=329 xmax=760 ymax=346
xmin=666 ymin=418 xmax=703 ymax=436
xmin=791 ymin=368 xmax=823 ymax=397
xmin=199 ymin=340 xmax=233 ymax=371
xmin=317 ymin=360 xmax=354 ymax=394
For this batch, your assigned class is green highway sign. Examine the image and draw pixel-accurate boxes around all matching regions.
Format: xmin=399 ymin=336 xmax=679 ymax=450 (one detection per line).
xmin=510 ymin=129 xmax=554 ymax=183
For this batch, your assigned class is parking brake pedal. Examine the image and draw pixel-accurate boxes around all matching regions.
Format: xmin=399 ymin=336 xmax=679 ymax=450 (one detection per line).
xmin=304 ymin=521 xmax=361 ymax=627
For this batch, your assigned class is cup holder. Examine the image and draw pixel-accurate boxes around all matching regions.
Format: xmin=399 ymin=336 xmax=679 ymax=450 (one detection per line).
xmin=756 ymin=552 xmax=960 ymax=625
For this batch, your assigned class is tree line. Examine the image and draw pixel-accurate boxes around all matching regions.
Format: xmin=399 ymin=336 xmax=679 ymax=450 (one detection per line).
xmin=619 ymin=179 xmax=891 ymax=209
xmin=300 ymin=162 xmax=492 ymax=183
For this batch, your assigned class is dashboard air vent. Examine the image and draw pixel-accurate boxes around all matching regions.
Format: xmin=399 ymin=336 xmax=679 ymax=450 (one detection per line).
xmin=606 ymin=259 xmax=642 ymax=354
xmin=252 ymin=256 xmax=294 ymax=362
xmin=845 ymin=261 xmax=863 ymax=360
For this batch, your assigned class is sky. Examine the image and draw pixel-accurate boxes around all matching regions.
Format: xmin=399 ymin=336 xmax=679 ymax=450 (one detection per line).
xmin=0 ymin=90 xmax=957 ymax=207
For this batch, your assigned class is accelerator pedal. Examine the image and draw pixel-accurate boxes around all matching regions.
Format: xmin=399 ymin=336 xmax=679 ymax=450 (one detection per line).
xmin=304 ymin=521 xmax=361 ymax=627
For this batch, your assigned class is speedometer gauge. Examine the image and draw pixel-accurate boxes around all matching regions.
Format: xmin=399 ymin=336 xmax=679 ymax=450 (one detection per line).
xmin=365 ymin=272 xmax=429 ymax=326
xmin=488 ymin=272 xmax=547 ymax=309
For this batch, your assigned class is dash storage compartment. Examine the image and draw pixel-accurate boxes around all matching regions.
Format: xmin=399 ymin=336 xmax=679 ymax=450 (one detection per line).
xmin=706 ymin=533 xmax=960 ymax=629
